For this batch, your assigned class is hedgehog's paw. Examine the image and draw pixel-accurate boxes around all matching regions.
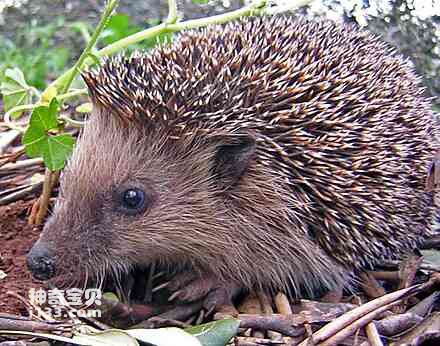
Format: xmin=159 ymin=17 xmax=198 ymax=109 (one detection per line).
xmin=167 ymin=272 xmax=240 ymax=315
xmin=167 ymin=271 xmax=215 ymax=302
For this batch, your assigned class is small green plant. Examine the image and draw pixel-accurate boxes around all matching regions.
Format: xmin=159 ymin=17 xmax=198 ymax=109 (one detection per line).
xmin=22 ymin=98 xmax=75 ymax=171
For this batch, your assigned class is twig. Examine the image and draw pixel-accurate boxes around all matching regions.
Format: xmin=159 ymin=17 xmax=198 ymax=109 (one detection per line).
xmin=298 ymin=284 xmax=421 ymax=346
xmin=0 ymin=182 xmax=43 ymax=205
xmin=0 ymin=130 xmax=20 ymax=155
xmin=318 ymin=300 xmax=400 ymax=346
xmin=274 ymin=293 xmax=292 ymax=315
xmin=0 ymin=316 xmax=72 ymax=333
xmin=368 ymin=271 xmax=400 ymax=282
xmin=375 ymin=312 xmax=423 ymax=336
xmin=365 ymin=322 xmax=384 ymax=346
xmin=33 ymin=170 xmax=58 ymax=225
xmin=0 ymin=158 xmax=43 ymax=172
xmin=236 ymin=314 xmax=305 ymax=337
xmin=257 ymin=291 xmax=282 ymax=340
xmin=6 ymin=292 xmax=52 ymax=322
xmin=233 ymin=336 xmax=286 ymax=345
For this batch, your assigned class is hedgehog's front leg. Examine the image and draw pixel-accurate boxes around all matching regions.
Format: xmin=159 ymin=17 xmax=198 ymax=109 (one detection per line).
xmin=165 ymin=271 xmax=241 ymax=316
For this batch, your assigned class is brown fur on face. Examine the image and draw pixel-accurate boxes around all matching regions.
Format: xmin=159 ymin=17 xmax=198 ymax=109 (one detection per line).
xmin=30 ymin=15 xmax=437 ymax=296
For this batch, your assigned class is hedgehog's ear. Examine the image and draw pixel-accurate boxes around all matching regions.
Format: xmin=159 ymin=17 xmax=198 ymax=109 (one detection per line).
xmin=213 ymin=134 xmax=256 ymax=190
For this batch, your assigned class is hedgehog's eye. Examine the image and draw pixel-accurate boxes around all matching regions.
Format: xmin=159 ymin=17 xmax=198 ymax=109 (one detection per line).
xmin=120 ymin=188 xmax=146 ymax=214
xmin=123 ymin=188 xmax=144 ymax=207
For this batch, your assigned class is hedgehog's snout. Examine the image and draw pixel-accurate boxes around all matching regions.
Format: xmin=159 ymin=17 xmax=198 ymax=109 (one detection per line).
xmin=27 ymin=239 xmax=56 ymax=281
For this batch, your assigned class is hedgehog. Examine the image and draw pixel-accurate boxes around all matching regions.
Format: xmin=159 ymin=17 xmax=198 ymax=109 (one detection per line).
xmin=27 ymin=16 xmax=438 ymax=307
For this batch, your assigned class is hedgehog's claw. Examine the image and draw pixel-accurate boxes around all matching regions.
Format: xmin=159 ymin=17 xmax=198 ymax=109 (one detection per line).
xmin=167 ymin=272 xmax=220 ymax=302
xmin=202 ymin=286 xmax=239 ymax=317
xmin=166 ymin=272 xmax=241 ymax=315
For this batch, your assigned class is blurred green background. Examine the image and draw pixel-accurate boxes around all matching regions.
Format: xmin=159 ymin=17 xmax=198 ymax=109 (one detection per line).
xmin=0 ymin=0 xmax=439 ymax=109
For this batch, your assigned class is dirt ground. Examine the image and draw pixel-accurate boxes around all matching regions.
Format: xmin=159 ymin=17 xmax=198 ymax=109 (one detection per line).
xmin=0 ymin=200 xmax=44 ymax=315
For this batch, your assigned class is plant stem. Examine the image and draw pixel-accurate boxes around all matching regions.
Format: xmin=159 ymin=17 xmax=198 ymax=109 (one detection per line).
xmin=59 ymin=0 xmax=119 ymax=95
xmin=34 ymin=169 xmax=59 ymax=225
xmin=59 ymin=114 xmax=87 ymax=128
xmin=166 ymin=0 xmax=178 ymax=24
xmin=166 ymin=0 xmax=266 ymax=30
xmin=57 ymin=89 xmax=88 ymax=101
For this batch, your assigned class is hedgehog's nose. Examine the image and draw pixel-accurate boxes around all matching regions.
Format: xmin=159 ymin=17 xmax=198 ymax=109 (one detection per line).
xmin=26 ymin=241 xmax=56 ymax=280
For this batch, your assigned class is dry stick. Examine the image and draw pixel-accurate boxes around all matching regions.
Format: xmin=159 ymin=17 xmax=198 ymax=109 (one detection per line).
xmin=0 ymin=157 xmax=42 ymax=171
xmin=375 ymin=290 xmax=440 ymax=336
xmin=365 ymin=321 xmax=384 ymax=346
xmin=0 ymin=316 xmax=71 ymax=333
xmin=318 ymin=301 xmax=400 ymax=346
xmin=0 ymin=183 xmax=43 ymax=205
xmin=0 ymin=148 xmax=25 ymax=168
xmin=274 ymin=292 xmax=292 ymax=315
xmin=0 ymin=130 xmax=20 ymax=155
xmin=233 ymin=336 xmax=285 ymax=345
xmin=6 ymin=292 xmax=52 ymax=322
xmin=374 ymin=312 xmax=423 ymax=337
xmin=231 ymin=314 xmax=305 ymax=337
xmin=257 ymin=291 xmax=282 ymax=341
xmin=239 ymin=291 xmax=265 ymax=339
xmin=32 ymin=169 xmax=51 ymax=225
xmin=28 ymin=200 xmax=40 ymax=225
xmin=368 ymin=271 xmax=400 ymax=283
xmin=33 ymin=170 xmax=59 ymax=225
xmin=298 ymin=284 xmax=420 ymax=346
xmin=380 ymin=260 xmax=440 ymax=274
xmin=408 ymin=290 xmax=439 ymax=317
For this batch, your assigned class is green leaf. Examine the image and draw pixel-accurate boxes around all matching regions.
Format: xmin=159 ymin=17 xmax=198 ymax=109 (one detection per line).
xmin=4 ymin=67 xmax=28 ymax=87
xmin=22 ymin=123 xmax=46 ymax=158
xmin=0 ymin=67 xmax=32 ymax=118
xmin=185 ymin=319 xmax=240 ymax=346
xmin=29 ymin=98 xmax=59 ymax=131
xmin=101 ymin=14 xmax=142 ymax=46
xmin=73 ymin=329 xmax=139 ymax=346
xmin=42 ymin=134 xmax=75 ymax=171
xmin=192 ymin=0 xmax=210 ymax=4
xmin=0 ymin=329 xmax=139 ymax=346
xmin=0 ymin=321 xmax=239 ymax=346
xmin=22 ymin=98 xmax=75 ymax=171
xmin=0 ymin=331 xmax=90 ymax=345
xmin=127 ymin=328 xmax=201 ymax=346
xmin=102 ymin=292 xmax=120 ymax=301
